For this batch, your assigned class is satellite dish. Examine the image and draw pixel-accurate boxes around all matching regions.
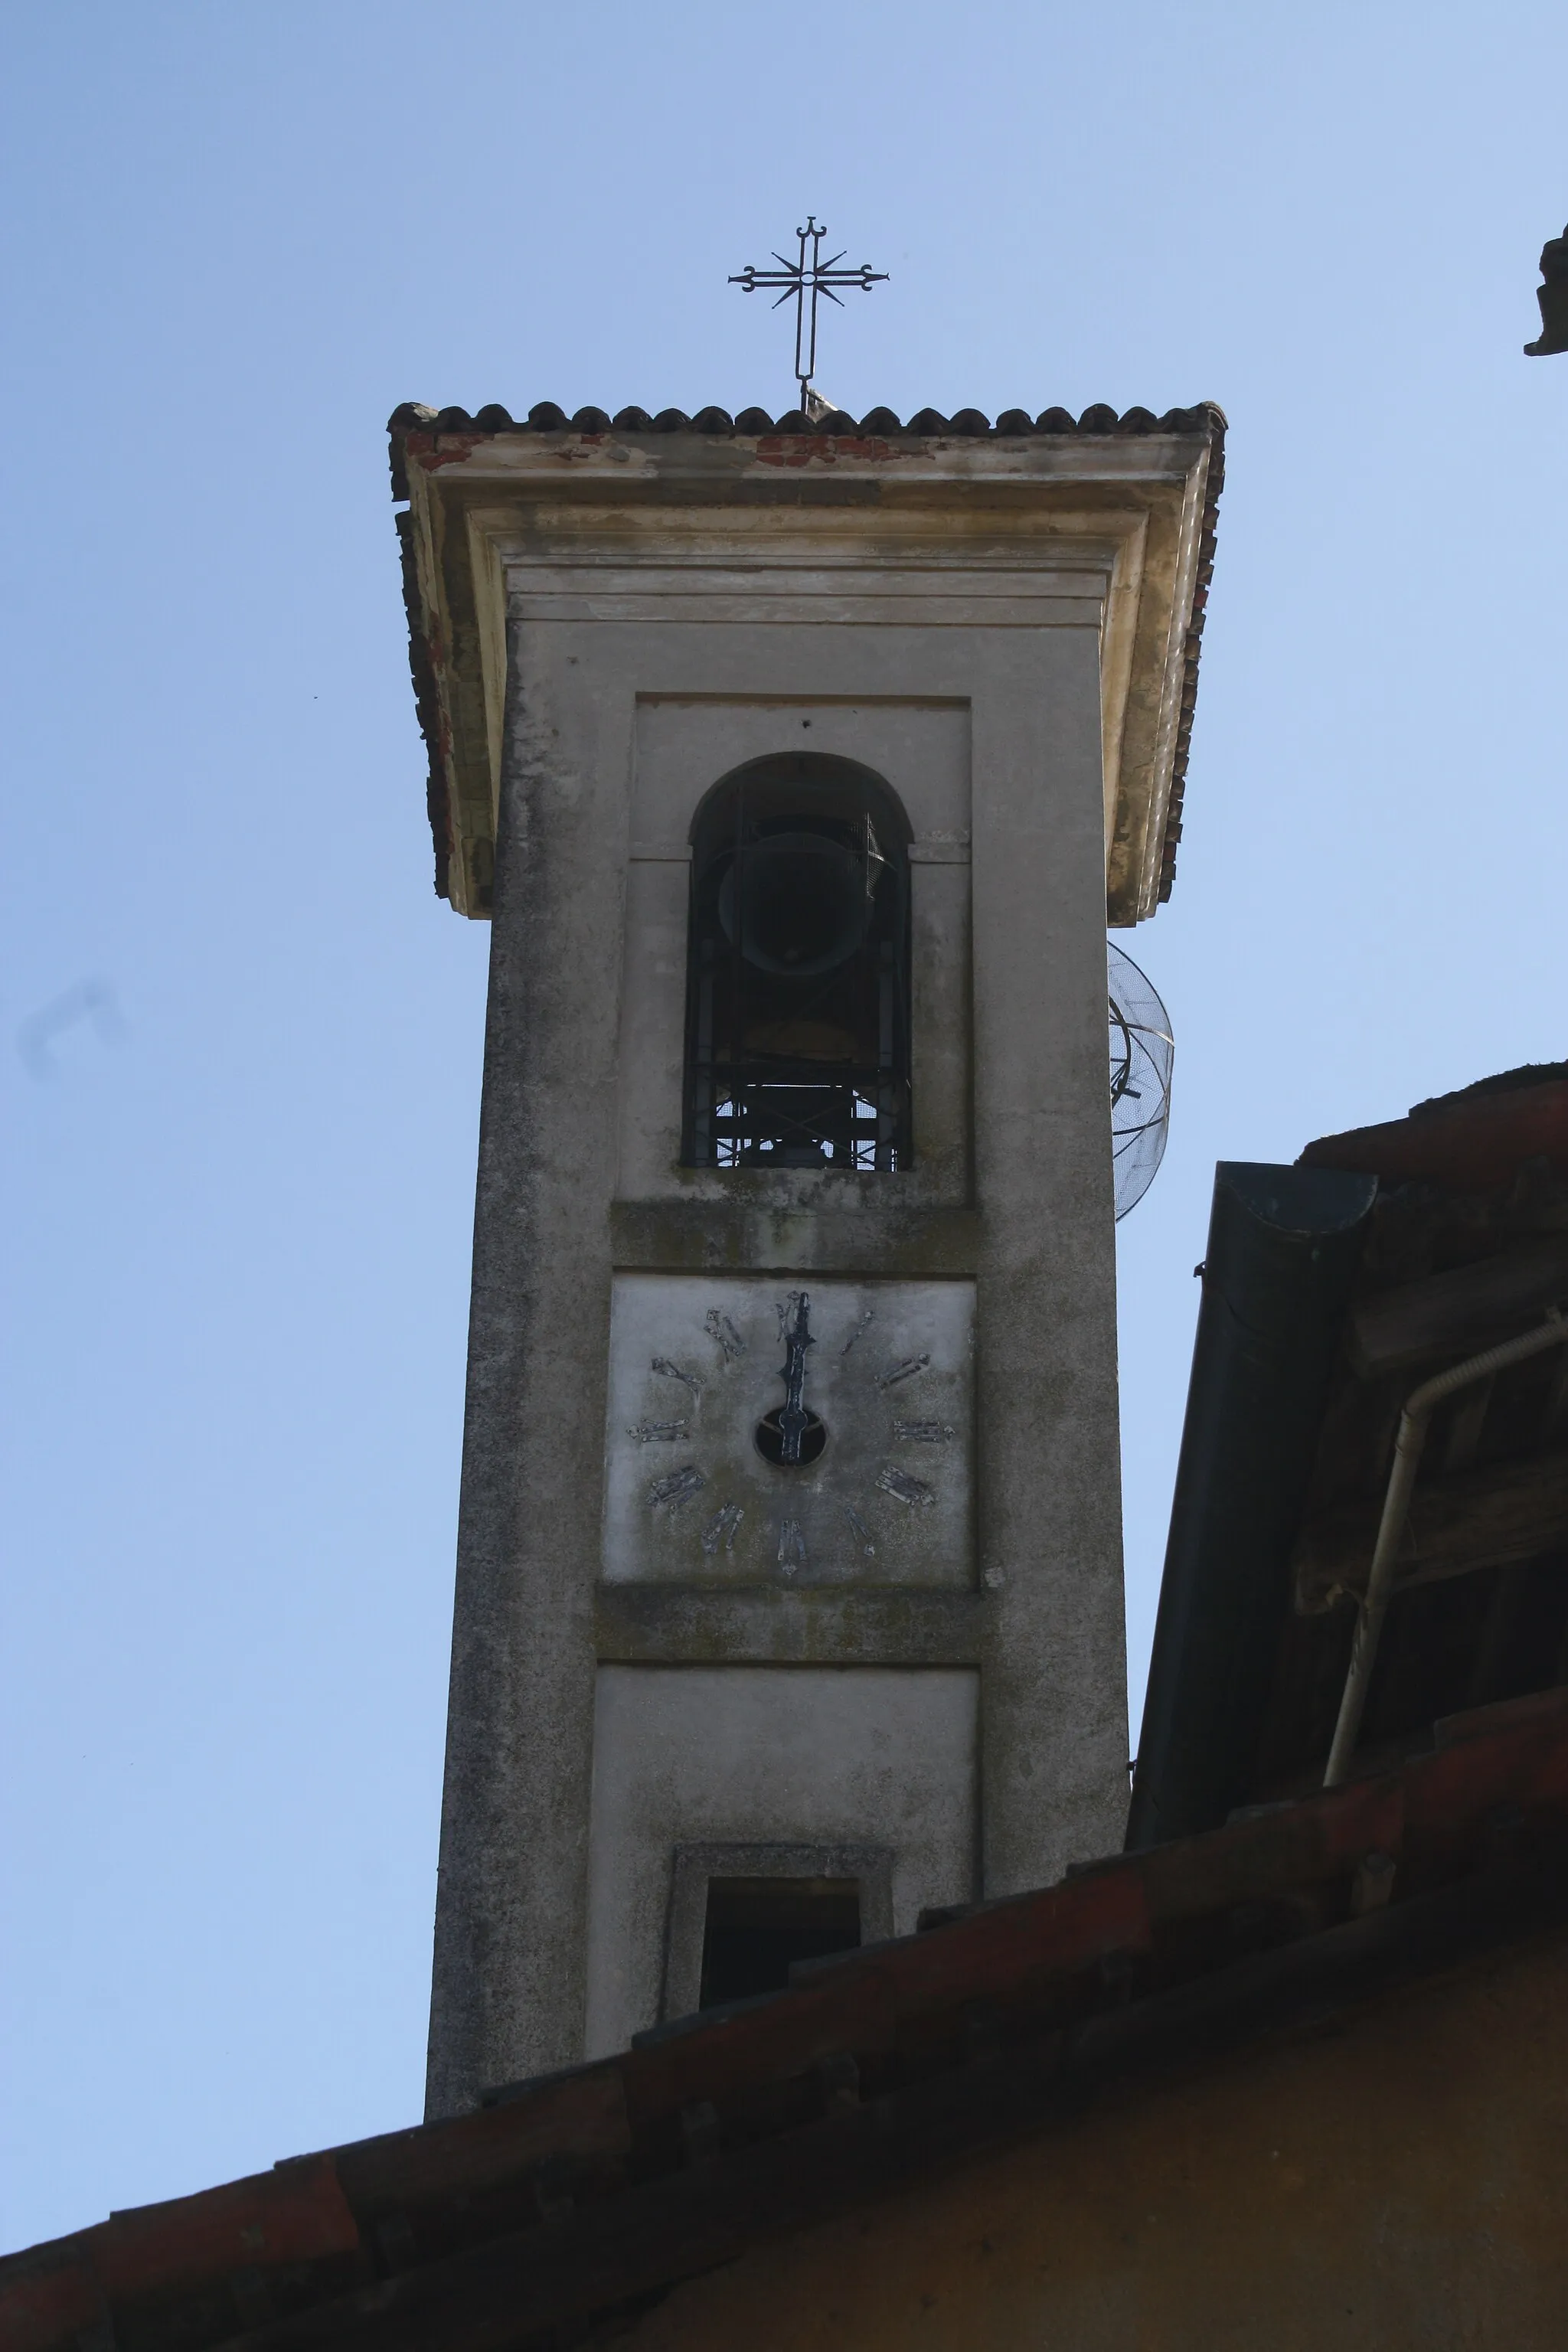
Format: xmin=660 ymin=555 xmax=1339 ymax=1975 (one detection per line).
xmin=1109 ymin=940 xmax=1174 ymax=1220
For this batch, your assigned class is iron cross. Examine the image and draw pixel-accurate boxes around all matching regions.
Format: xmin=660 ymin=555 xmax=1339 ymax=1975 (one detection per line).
xmin=729 ymin=217 xmax=887 ymax=409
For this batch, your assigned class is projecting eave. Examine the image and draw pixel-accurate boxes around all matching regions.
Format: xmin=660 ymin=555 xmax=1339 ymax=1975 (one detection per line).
xmin=389 ymin=400 xmax=1225 ymax=920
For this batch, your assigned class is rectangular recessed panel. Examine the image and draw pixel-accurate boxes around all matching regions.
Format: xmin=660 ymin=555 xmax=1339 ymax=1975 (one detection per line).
xmin=584 ymin=1664 xmax=979 ymax=2055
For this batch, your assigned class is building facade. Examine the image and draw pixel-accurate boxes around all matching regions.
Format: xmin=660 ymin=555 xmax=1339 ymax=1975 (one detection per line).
xmin=392 ymin=398 xmax=1223 ymax=2110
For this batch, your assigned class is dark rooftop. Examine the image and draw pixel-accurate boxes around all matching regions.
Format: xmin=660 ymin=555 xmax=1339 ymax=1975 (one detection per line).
xmin=1132 ymin=1070 xmax=1568 ymax=1851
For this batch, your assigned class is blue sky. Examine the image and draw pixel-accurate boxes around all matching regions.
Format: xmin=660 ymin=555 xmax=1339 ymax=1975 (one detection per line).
xmin=3 ymin=0 xmax=1565 ymax=2254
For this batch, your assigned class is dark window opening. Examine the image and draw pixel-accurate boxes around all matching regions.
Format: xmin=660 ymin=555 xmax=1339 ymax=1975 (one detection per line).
xmin=697 ymin=1876 xmax=861 ymax=2008
xmin=682 ymin=755 xmax=913 ymax=1171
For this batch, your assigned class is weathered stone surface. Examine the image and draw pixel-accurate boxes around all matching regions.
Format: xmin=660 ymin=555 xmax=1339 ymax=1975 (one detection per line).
xmin=412 ymin=428 xmax=1216 ymax=2114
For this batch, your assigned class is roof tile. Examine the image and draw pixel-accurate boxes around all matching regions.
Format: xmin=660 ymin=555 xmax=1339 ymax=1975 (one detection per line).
xmin=390 ymin=398 xmax=1227 ymax=443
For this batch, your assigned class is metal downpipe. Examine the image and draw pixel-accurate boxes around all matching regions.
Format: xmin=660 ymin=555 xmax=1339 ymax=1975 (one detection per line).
xmin=1322 ymin=1312 xmax=1568 ymax=1788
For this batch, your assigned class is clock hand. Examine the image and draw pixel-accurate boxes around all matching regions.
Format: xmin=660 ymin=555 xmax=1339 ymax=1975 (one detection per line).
xmin=776 ymin=1290 xmax=815 ymax=1465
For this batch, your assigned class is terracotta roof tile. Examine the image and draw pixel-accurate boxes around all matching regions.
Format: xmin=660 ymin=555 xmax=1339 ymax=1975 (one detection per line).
xmin=387 ymin=399 xmax=1224 ymax=440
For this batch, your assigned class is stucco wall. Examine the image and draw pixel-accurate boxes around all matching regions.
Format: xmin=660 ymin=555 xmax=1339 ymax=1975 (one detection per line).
xmin=622 ymin=1930 xmax=1568 ymax=2352
xmin=426 ymin=472 xmax=1138 ymax=2112
xmin=583 ymin=1665 xmax=978 ymax=2057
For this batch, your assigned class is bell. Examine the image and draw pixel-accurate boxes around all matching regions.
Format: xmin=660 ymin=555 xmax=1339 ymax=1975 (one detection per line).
xmin=1524 ymin=225 xmax=1568 ymax=356
xmin=717 ymin=833 xmax=872 ymax=977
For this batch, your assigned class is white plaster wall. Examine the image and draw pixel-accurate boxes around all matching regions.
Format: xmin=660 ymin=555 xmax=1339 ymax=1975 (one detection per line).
xmin=583 ymin=1665 xmax=979 ymax=2057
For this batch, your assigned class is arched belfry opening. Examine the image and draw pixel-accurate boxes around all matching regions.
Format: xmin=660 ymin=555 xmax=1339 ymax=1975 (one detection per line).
xmin=681 ymin=753 xmax=913 ymax=1171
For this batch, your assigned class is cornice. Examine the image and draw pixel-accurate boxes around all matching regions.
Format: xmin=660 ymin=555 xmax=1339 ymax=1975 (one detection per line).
xmin=390 ymin=403 xmax=1223 ymax=920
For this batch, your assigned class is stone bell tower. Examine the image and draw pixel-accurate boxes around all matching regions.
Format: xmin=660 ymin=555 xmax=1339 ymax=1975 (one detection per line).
xmin=391 ymin=394 xmax=1223 ymax=2114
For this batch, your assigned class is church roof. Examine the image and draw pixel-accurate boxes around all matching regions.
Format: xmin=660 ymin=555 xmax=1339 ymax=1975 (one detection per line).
xmin=387 ymin=400 xmax=1225 ymax=918
xmin=1132 ymin=1070 xmax=1568 ymax=1852
xmin=386 ymin=399 xmax=1225 ymax=453
xmin=8 ymin=1681 xmax=1566 ymax=2352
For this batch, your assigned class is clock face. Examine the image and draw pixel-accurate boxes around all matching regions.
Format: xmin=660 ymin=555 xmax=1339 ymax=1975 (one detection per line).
xmin=601 ymin=1276 xmax=975 ymax=1588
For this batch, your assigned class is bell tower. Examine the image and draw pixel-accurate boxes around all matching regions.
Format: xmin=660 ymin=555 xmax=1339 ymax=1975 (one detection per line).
xmin=392 ymin=395 xmax=1223 ymax=2113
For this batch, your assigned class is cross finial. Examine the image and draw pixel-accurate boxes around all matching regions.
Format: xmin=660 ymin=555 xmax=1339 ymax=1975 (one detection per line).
xmin=729 ymin=217 xmax=888 ymax=413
